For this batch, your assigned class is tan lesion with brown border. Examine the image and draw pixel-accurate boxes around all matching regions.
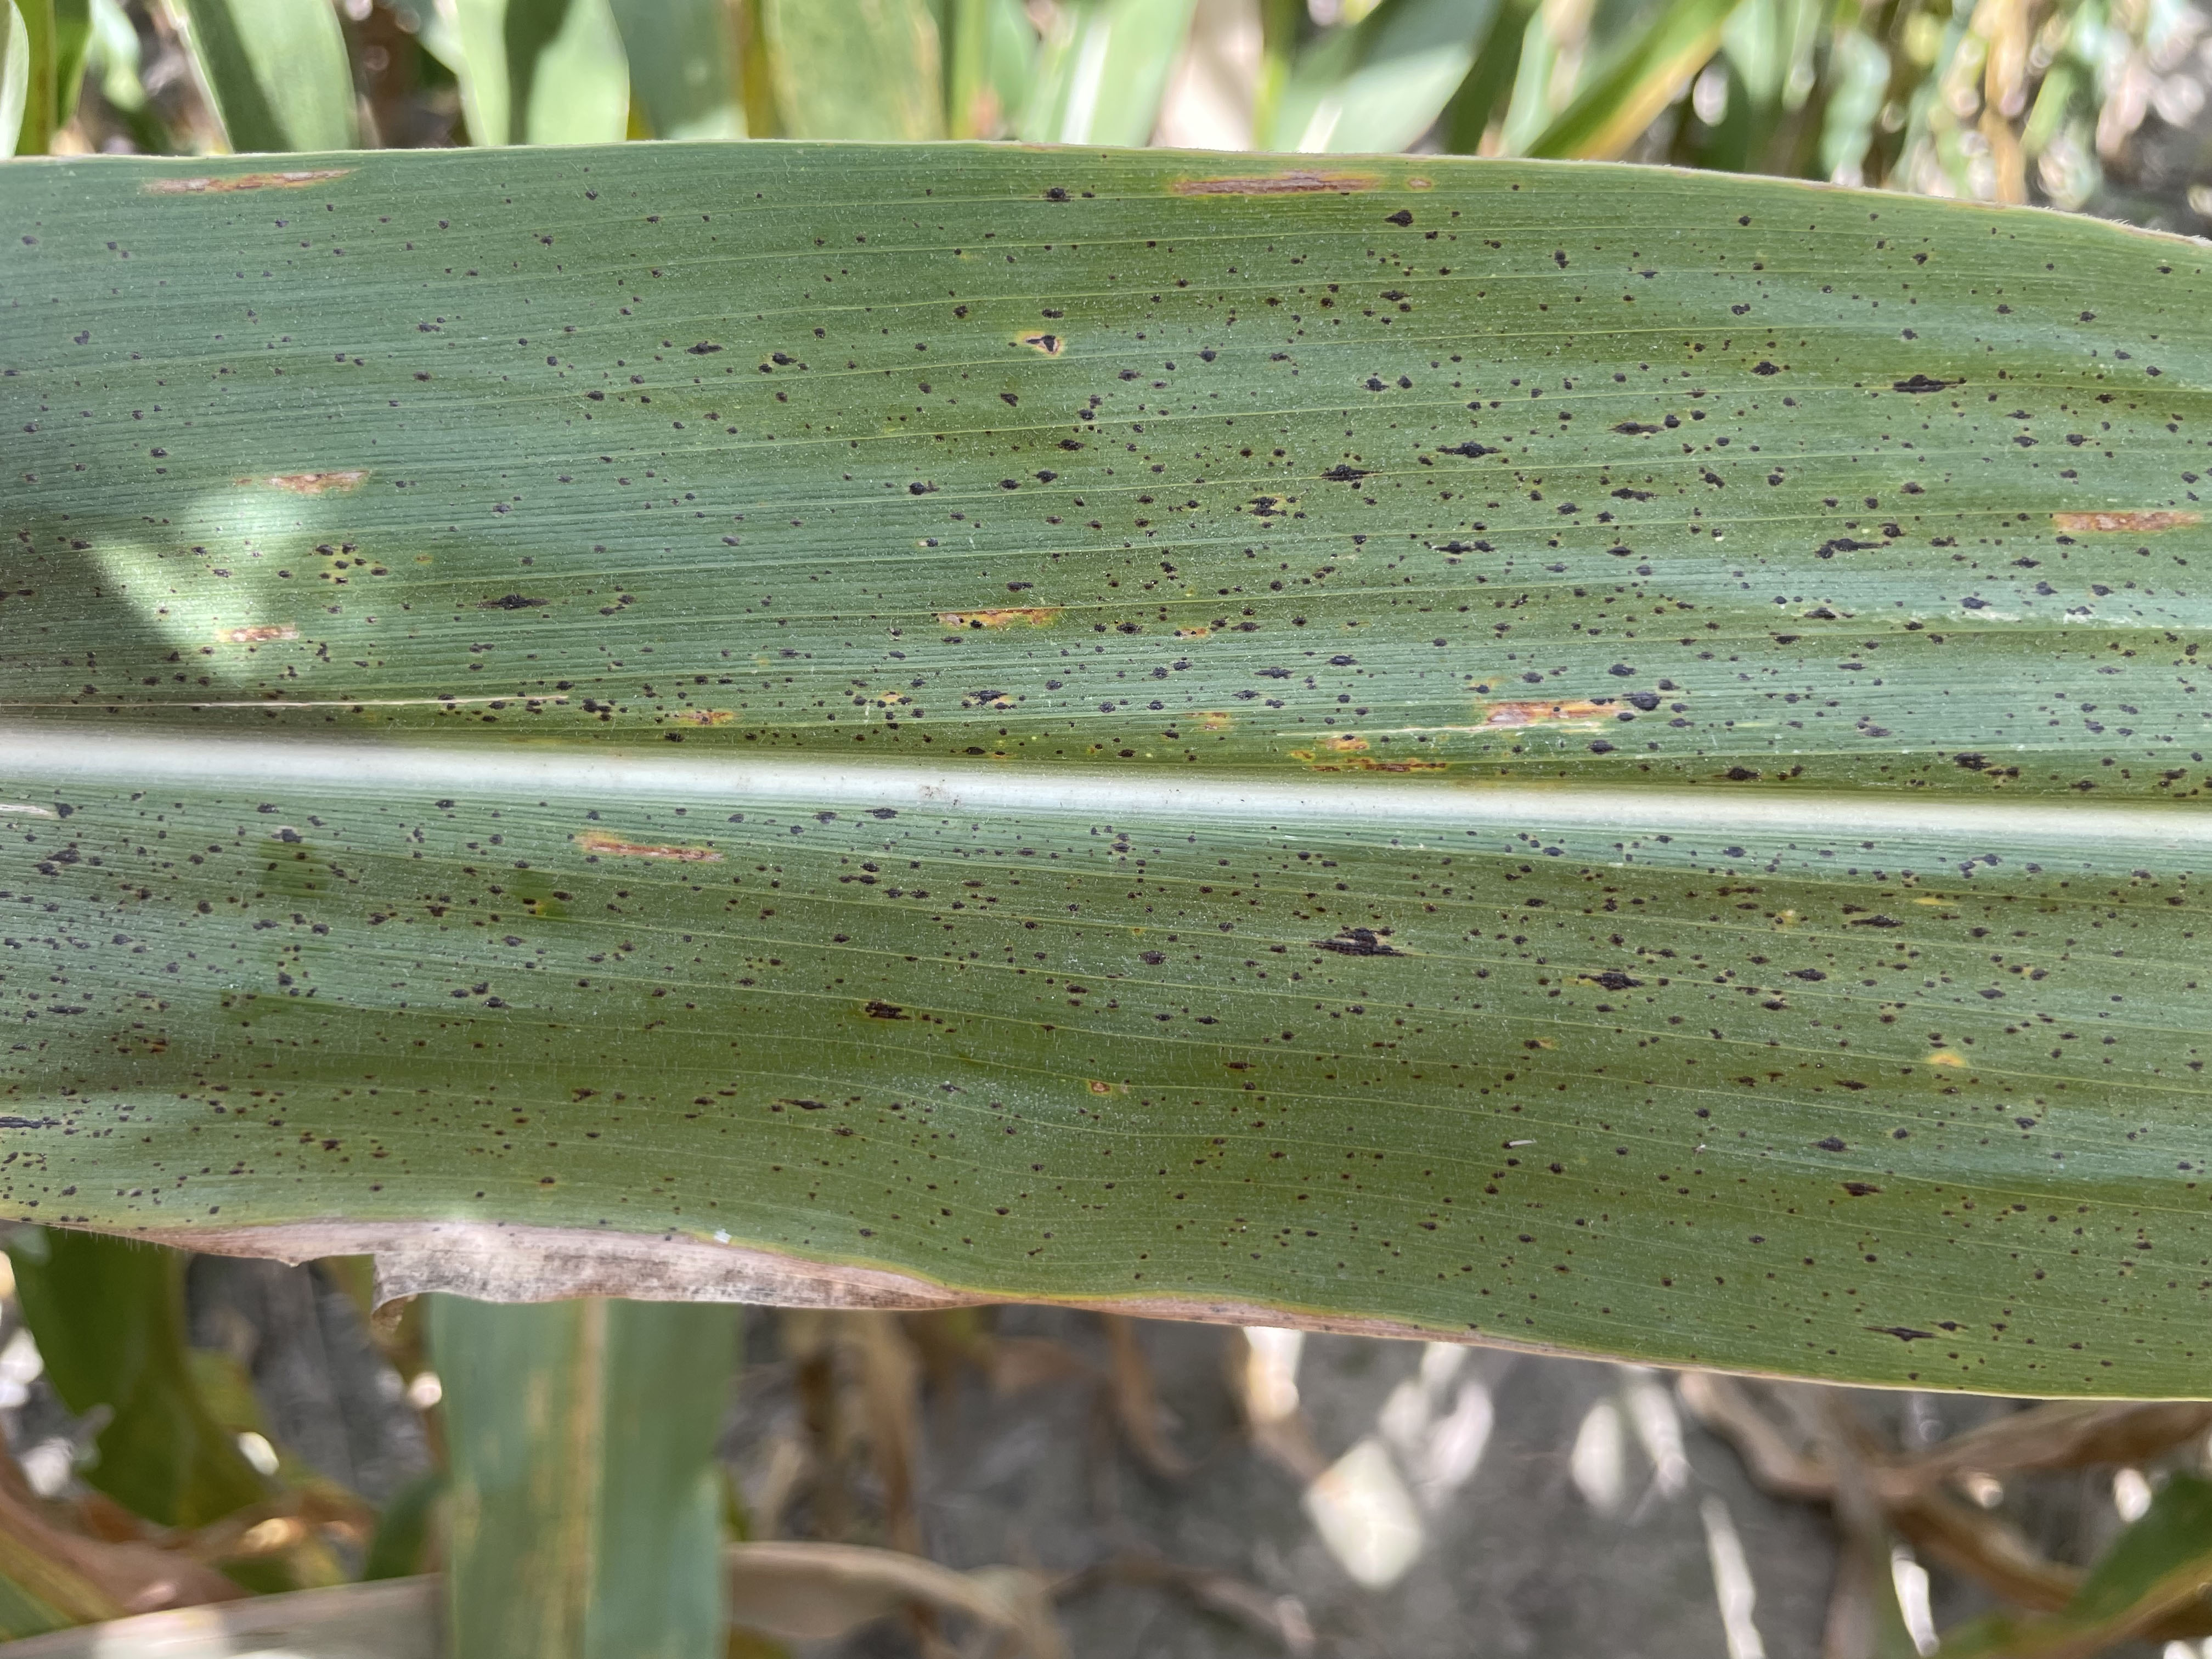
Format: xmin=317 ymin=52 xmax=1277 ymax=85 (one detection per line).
xmin=2051 ymin=510 xmax=2202 ymax=533
xmin=1479 ymin=698 xmax=1615 ymax=727
xmin=1171 ymin=171 xmax=1383 ymax=195
xmin=936 ymin=606 xmax=1062 ymax=629
xmin=238 ymin=470 xmax=371 ymax=495
xmin=144 ymin=169 xmax=353 ymax=194
xmin=574 ymin=830 xmax=723 ymax=862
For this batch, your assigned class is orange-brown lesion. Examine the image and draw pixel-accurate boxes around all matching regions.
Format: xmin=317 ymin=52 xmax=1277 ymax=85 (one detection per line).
xmin=669 ymin=708 xmax=735 ymax=726
xmin=215 ymin=624 xmax=299 ymax=644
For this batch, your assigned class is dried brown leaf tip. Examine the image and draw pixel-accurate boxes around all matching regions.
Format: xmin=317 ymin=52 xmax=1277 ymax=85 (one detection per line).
xmin=1015 ymin=332 xmax=1065 ymax=356
xmin=1480 ymin=698 xmax=1613 ymax=727
xmin=2051 ymin=509 xmax=2202 ymax=533
xmin=145 ymin=170 xmax=352 ymax=194
xmin=1172 ymin=171 xmax=1380 ymax=195
xmin=936 ymin=606 xmax=1062 ymax=629
xmin=214 ymin=624 xmax=298 ymax=644
xmin=574 ymin=830 xmax=721 ymax=862
xmin=239 ymin=470 xmax=370 ymax=495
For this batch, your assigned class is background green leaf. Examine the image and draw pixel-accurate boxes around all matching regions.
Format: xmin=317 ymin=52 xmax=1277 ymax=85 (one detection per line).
xmin=432 ymin=1295 xmax=733 ymax=1659
xmin=1019 ymin=0 xmax=1195 ymax=143
xmin=1267 ymin=0 xmax=1501 ymax=154
xmin=0 ymin=2 xmax=25 ymax=162
xmin=5 ymin=1231 xmax=264 ymax=1530
xmin=760 ymin=0 xmax=944 ymax=140
xmin=449 ymin=0 xmax=629 ymax=146
xmin=945 ymin=0 xmax=1037 ymax=138
xmin=169 ymin=0 xmax=358 ymax=154
xmin=607 ymin=0 xmax=744 ymax=141
xmin=1528 ymin=0 xmax=1751 ymax=157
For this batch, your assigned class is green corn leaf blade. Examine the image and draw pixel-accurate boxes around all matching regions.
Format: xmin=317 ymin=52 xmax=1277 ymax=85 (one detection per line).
xmin=5 ymin=1231 xmax=264 ymax=1529
xmin=168 ymin=0 xmax=357 ymax=154
xmin=1266 ymin=0 xmax=1500 ymax=154
xmin=0 ymin=1577 xmax=77 ymax=1644
xmin=431 ymin=1296 xmax=733 ymax=1659
xmin=1937 ymin=1473 xmax=2212 ymax=1657
xmin=45 ymin=0 xmax=80 ymax=131
xmin=1815 ymin=29 xmax=1888 ymax=182
xmin=1527 ymin=0 xmax=1750 ymax=157
xmin=9 ymin=0 xmax=51 ymax=155
xmin=1018 ymin=0 xmax=1195 ymax=143
xmin=449 ymin=0 xmax=628 ymax=146
xmin=1438 ymin=0 xmax=1538 ymax=151
xmin=0 ymin=1 xmax=26 ymax=160
xmin=946 ymin=0 xmax=1036 ymax=138
xmin=608 ymin=0 xmax=744 ymax=140
xmin=3 ymin=146 xmax=2212 ymax=1395
xmin=362 ymin=1471 xmax=447 ymax=1582
xmin=759 ymin=0 xmax=943 ymax=140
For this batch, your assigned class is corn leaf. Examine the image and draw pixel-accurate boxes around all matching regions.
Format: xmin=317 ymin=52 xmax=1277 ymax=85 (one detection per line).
xmin=945 ymin=0 xmax=1037 ymax=139
xmin=8 ymin=0 xmax=50 ymax=155
xmin=5 ymin=1231 xmax=264 ymax=1529
xmin=169 ymin=0 xmax=358 ymax=154
xmin=1266 ymin=0 xmax=1502 ymax=154
xmin=431 ymin=1295 xmax=733 ymax=1659
xmin=2 ymin=145 xmax=2211 ymax=1396
xmin=0 ymin=2 xmax=25 ymax=162
xmin=759 ymin=0 xmax=943 ymax=141
xmin=1938 ymin=1473 xmax=2212 ymax=1657
xmin=1528 ymin=0 xmax=1748 ymax=158
xmin=607 ymin=0 xmax=745 ymax=141
xmin=449 ymin=0 xmax=628 ymax=146
xmin=1019 ymin=0 xmax=1195 ymax=143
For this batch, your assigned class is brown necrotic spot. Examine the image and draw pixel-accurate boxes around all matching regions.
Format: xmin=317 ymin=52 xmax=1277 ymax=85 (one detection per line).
xmin=670 ymin=709 xmax=735 ymax=726
xmin=241 ymin=470 xmax=370 ymax=495
xmin=937 ymin=607 xmax=1062 ymax=629
xmin=1317 ymin=928 xmax=1404 ymax=957
xmin=1171 ymin=171 xmax=1381 ymax=195
xmin=144 ymin=169 xmax=352 ymax=194
xmin=574 ymin=831 xmax=721 ymax=862
xmin=1016 ymin=332 xmax=1064 ymax=356
xmin=215 ymin=624 xmax=299 ymax=644
xmin=2051 ymin=510 xmax=2202 ymax=533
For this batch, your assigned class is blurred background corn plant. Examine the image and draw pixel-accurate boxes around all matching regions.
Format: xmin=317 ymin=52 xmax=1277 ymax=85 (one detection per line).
xmin=3 ymin=0 xmax=2211 ymax=224
xmin=8 ymin=3 xmax=2212 ymax=1658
